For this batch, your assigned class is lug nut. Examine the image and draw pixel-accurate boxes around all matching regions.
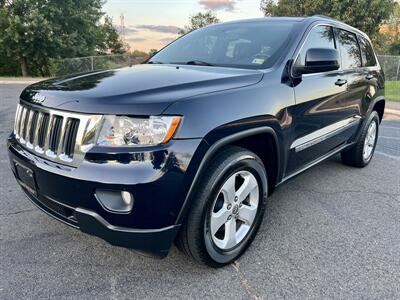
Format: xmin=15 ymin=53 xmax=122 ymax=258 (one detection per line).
xmin=234 ymin=196 xmax=238 ymax=202
xmin=228 ymin=215 xmax=232 ymax=220
xmin=227 ymin=204 xmax=232 ymax=210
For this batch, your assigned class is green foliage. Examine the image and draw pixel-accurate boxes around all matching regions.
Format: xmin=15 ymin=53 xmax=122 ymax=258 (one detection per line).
xmin=179 ymin=11 xmax=220 ymax=35
xmin=132 ymin=50 xmax=149 ymax=57
xmin=260 ymin=0 xmax=396 ymax=37
xmin=0 ymin=0 xmax=126 ymax=76
xmin=385 ymin=81 xmax=400 ymax=101
xmin=362 ymin=3 xmax=399 ymax=55
xmin=97 ymin=16 xmax=126 ymax=55
xmin=149 ymin=49 xmax=158 ymax=56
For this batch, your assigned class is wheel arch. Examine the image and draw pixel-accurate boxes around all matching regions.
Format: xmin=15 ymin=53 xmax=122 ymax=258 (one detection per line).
xmin=372 ymin=98 xmax=385 ymax=123
xmin=175 ymin=125 xmax=283 ymax=225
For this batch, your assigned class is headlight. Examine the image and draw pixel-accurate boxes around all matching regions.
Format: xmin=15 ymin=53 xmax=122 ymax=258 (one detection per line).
xmin=96 ymin=115 xmax=181 ymax=147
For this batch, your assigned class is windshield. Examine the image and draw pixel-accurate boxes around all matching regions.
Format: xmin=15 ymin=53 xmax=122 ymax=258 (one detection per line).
xmin=149 ymin=21 xmax=295 ymax=69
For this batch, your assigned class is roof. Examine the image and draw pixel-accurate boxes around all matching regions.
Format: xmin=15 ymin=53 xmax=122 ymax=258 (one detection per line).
xmin=211 ymin=15 xmax=369 ymax=39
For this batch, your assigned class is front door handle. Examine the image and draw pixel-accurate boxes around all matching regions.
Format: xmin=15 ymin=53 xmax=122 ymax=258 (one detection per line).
xmin=335 ymin=79 xmax=347 ymax=86
xmin=366 ymin=74 xmax=374 ymax=80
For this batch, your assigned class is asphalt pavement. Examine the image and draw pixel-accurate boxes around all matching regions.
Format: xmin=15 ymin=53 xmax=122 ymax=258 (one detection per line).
xmin=1 ymin=84 xmax=400 ymax=299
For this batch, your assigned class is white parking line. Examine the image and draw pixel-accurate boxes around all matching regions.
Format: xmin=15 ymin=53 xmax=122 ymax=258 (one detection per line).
xmin=381 ymin=126 xmax=400 ymax=130
xmin=375 ymin=151 xmax=400 ymax=160
xmin=379 ymin=136 xmax=400 ymax=140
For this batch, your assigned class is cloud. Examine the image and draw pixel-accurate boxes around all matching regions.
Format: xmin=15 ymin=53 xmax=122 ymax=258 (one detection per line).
xmin=126 ymin=37 xmax=146 ymax=42
xmin=136 ymin=25 xmax=181 ymax=34
xmin=124 ymin=27 xmax=138 ymax=34
xmin=199 ymin=0 xmax=236 ymax=11
xmin=159 ymin=37 xmax=176 ymax=44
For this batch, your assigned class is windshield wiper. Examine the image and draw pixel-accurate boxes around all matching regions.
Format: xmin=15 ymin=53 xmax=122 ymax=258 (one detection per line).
xmin=147 ymin=60 xmax=164 ymax=64
xmin=171 ymin=60 xmax=216 ymax=67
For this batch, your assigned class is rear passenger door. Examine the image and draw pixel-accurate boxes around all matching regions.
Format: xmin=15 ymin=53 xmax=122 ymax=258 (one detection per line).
xmin=287 ymin=25 xmax=352 ymax=174
xmin=335 ymin=28 xmax=365 ymax=127
xmin=357 ymin=35 xmax=380 ymax=115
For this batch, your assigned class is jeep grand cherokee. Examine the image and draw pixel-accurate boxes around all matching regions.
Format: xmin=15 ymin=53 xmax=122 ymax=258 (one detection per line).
xmin=8 ymin=16 xmax=385 ymax=267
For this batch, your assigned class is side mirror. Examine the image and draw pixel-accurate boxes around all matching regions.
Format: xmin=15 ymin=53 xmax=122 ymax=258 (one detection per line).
xmin=295 ymin=48 xmax=340 ymax=75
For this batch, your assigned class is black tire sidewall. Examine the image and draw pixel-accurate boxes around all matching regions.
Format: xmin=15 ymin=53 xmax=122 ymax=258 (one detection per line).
xmin=361 ymin=112 xmax=380 ymax=165
xmin=202 ymin=155 xmax=267 ymax=265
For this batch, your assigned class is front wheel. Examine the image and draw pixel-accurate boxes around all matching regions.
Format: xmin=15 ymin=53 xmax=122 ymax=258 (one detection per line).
xmin=176 ymin=146 xmax=268 ymax=267
xmin=341 ymin=111 xmax=380 ymax=167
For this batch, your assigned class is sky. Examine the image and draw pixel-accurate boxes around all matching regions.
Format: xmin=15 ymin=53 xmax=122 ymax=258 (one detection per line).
xmin=103 ymin=0 xmax=264 ymax=52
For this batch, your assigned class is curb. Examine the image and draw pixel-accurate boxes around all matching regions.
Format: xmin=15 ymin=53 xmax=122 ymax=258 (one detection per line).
xmin=385 ymin=108 xmax=400 ymax=116
xmin=0 ymin=80 xmax=41 ymax=84
xmin=0 ymin=78 xmax=47 ymax=85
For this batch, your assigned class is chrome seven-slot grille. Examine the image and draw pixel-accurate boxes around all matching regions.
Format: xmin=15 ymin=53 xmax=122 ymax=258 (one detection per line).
xmin=14 ymin=102 xmax=101 ymax=167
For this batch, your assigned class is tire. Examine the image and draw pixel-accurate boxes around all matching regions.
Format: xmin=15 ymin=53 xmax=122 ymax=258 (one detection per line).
xmin=341 ymin=111 xmax=380 ymax=168
xmin=176 ymin=146 xmax=268 ymax=267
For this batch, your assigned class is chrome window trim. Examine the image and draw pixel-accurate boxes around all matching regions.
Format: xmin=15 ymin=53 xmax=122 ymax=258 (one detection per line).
xmin=290 ymin=116 xmax=361 ymax=152
xmin=291 ymin=23 xmax=337 ymax=78
xmin=290 ymin=22 xmax=371 ymax=77
xmin=357 ymin=35 xmax=378 ymax=68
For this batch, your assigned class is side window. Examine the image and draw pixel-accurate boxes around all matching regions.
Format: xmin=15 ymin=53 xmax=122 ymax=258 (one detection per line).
xmin=337 ymin=29 xmax=362 ymax=70
xmin=295 ymin=26 xmax=336 ymax=67
xmin=359 ymin=37 xmax=377 ymax=67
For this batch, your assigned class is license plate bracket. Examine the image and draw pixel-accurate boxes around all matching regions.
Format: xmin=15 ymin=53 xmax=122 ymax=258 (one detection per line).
xmin=14 ymin=161 xmax=37 ymax=196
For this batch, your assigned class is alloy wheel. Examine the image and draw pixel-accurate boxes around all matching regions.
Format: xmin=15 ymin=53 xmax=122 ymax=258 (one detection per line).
xmin=363 ymin=120 xmax=377 ymax=161
xmin=209 ymin=170 xmax=259 ymax=250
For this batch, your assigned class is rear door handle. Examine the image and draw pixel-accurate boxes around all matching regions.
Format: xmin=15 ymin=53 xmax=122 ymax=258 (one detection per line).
xmin=335 ymin=79 xmax=347 ymax=86
xmin=366 ymin=74 xmax=374 ymax=80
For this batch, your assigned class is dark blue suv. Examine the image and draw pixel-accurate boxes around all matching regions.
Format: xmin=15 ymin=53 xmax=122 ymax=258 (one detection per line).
xmin=8 ymin=16 xmax=385 ymax=267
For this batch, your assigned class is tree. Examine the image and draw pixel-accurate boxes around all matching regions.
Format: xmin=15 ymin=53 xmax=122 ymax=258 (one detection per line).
xmin=385 ymin=3 xmax=400 ymax=54
xmin=179 ymin=11 xmax=220 ymax=35
xmin=148 ymin=49 xmax=158 ymax=57
xmin=0 ymin=0 xmax=126 ymax=76
xmin=97 ymin=16 xmax=126 ymax=55
xmin=260 ymin=0 xmax=396 ymax=37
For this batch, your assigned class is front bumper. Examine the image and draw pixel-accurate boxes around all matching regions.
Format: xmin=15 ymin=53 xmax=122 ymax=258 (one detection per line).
xmin=8 ymin=136 xmax=203 ymax=257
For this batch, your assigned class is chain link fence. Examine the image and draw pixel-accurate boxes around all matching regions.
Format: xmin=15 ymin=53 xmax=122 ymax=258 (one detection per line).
xmin=377 ymin=55 xmax=400 ymax=81
xmin=49 ymin=54 xmax=145 ymax=77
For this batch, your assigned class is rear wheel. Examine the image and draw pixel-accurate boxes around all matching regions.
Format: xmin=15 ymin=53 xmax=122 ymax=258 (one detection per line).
xmin=341 ymin=111 xmax=380 ymax=167
xmin=176 ymin=146 xmax=268 ymax=267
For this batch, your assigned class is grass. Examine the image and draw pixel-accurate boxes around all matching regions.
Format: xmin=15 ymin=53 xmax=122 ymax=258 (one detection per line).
xmin=386 ymin=81 xmax=400 ymax=102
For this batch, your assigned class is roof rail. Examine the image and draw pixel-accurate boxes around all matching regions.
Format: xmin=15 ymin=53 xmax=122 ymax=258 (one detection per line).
xmin=311 ymin=15 xmax=339 ymax=22
xmin=310 ymin=14 xmax=368 ymax=37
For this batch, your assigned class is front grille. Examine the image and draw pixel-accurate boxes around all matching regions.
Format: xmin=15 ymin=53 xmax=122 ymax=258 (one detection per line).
xmin=48 ymin=115 xmax=64 ymax=152
xmin=14 ymin=102 xmax=102 ymax=167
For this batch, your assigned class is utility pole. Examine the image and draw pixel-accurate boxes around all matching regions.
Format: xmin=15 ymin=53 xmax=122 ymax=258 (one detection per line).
xmin=120 ymin=13 xmax=125 ymax=42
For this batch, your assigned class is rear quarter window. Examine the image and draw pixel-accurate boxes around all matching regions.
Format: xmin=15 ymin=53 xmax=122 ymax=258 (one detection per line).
xmin=359 ymin=36 xmax=377 ymax=67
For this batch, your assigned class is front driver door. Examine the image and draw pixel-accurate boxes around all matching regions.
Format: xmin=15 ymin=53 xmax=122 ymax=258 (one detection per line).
xmin=286 ymin=25 xmax=358 ymax=175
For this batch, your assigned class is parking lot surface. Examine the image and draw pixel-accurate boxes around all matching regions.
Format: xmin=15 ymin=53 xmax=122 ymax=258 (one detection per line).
xmin=1 ymin=84 xmax=399 ymax=299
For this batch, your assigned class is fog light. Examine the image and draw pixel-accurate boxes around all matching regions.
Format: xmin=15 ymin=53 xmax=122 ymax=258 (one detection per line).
xmin=121 ymin=191 xmax=133 ymax=206
xmin=95 ymin=190 xmax=134 ymax=214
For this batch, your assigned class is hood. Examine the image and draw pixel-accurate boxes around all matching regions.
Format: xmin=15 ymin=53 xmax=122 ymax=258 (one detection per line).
xmin=21 ymin=64 xmax=264 ymax=115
